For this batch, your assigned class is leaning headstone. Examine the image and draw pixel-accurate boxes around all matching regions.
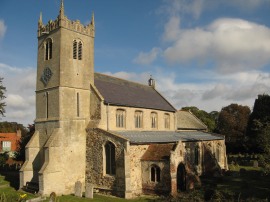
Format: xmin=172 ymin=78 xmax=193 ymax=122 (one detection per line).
xmin=85 ymin=184 xmax=94 ymax=198
xmin=74 ymin=181 xmax=82 ymax=197
xmin=49 ymin=192 xmax=56 ymax=202
xmin=253 ymin=160 xmax=259 ymax=168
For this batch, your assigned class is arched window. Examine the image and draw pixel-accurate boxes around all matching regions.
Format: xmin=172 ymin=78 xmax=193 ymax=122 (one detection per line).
xmin=194 ymin=146 xmax=200 ymax=166
xmin=73 ymin=40 xmax=83 ymax=60
xmin=135 ymin=111 xmax=143 ymax=128
xmin=45 ymin=38 xmax=52 ymax=60
xmin=151 ymin=112 xmax=157 ymax=129
xmin=150 ymin=165 xmax=161 ymax=182
xmin=164 ymin=113 xmax=170 ymax=129
xmin=105 ymin=141 xmax=116 ymax=175
xmin=116 ymin=109 xmax=126 ymax=128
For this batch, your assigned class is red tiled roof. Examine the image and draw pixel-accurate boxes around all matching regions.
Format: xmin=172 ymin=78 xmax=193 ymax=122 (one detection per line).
xmin=141 ymin=143 xmax=175 ymax=161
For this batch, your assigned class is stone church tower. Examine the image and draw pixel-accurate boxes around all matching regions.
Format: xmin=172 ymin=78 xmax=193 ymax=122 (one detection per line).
xmin=20 ymin=0 xmax=95 ymax=195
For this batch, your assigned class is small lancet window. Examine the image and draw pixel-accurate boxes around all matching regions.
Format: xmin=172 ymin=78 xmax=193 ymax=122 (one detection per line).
xmin=105 ymin=141 xmax=116 ymax=175
xmin=135 ymin=111 xmax=143 ymax=128
xmin=77 ymin=93 xmax=80 ymax=117
xmin=116 ymin=109 xmax=125 ymax=128
xmin=46 ymin=92 xmax=49 ymax=118
xmin=151 ymin=112 xmax=157 ymax=129
xmin=150 ymin=165 xmax=161 ymax=182
xmin=45 ymin=38 xmax=52 ymax=60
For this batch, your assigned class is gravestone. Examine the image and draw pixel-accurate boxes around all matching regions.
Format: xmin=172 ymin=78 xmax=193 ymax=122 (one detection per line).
xmin=49 ymin=192 xmax=56 ymax=202
xmin=74 ymin=181 xmax=82 ymax=197
xmin=85 ymin=184 xmax=94 ymax=198
xmin=253 ymin=160 xmax=258 ymax=168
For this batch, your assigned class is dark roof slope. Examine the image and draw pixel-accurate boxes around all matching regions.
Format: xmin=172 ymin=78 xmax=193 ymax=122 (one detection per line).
xmin=141 ymin=143 xmax=175 ymax=161
xmin=94 ymin=73 xmax=176 ymax=112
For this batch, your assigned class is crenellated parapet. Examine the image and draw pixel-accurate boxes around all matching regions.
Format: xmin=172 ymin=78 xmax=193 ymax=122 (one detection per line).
xmin=38 ymin=1 xmax=95 ymax=38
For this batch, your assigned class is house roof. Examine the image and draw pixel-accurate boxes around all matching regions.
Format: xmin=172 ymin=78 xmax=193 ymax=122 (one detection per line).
xmin=141 ymin=143 xmax=175 ymax=161
xmin=111 ymin=131 xmax=224 ymax=144
xmin=94 ymin=73 xmax=176 ymax=112
xmin=176 ymin=110 xmax=207 ymax=130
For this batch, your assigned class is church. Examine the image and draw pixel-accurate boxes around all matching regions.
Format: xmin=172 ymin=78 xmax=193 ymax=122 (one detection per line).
xmin=20 ymin=1 xmax=227 ymax=198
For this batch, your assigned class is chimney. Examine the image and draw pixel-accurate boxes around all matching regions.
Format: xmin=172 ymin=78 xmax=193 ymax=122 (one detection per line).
xmin=16 ymin=129 xmax=21 ymax=139
xmin=148 ymin=75 xmax=155 ymax=89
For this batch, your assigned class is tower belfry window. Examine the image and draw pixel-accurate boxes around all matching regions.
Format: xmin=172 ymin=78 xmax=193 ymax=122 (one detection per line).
xmin=73 ymin=40 xmax=77 ymax=59
xmin=73 ymin=40 xmax=83 ymax=60
xmin=78 ymin=41 xmax=82 ymax=60
xmin=45 ymin=38 xmax=52 ymax=60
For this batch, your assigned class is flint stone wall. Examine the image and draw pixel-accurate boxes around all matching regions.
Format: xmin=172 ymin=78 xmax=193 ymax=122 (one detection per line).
xmin=86 ymin=128 xmax=127 ymax=197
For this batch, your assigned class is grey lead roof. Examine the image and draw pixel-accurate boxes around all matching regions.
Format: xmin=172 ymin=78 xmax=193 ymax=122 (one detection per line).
xmin=111 ymin=131 xmax=224 ymax=144
xmin=94 ymin=73 xmax=176 ymax=112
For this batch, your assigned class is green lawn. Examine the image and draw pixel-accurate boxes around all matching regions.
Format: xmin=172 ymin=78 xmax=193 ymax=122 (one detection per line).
xmin=0 ymin=174 xmax=158 ymax=202
xmin=1 ymin=166 xmax=270 ymax=201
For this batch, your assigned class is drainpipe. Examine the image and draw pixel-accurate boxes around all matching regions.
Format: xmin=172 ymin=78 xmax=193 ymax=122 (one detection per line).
xmin=106 ymin=103 xmax=110 ymax=131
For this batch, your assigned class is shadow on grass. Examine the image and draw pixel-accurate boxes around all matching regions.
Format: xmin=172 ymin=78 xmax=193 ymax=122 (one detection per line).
xmin=0 ymin=170 xmax=20 ymax=190
xmin=201 ymin=169 xmax=270 ymax=200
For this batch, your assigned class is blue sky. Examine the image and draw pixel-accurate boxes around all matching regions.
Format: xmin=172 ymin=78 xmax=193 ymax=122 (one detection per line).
xmin=0 ymin=0 xmax=270 ymax=125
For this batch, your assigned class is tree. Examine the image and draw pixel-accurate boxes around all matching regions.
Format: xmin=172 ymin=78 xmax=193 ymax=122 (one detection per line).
xmin=0 ymin=77 xmax=6 ymax=117
xmin=247 ymin=94 xmax=270 ymax=154
xmin=0 ymin=122 xmax=27 ymax=134
xmin=14 ymin=124 xmax=35 ymax=161
xmin=216 ymin=103 xmax=251 ymax=153
xmin=181 ymin=106 xmax=217 ymax=132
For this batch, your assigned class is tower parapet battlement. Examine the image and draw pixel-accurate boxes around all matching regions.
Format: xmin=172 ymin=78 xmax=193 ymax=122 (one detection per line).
xmin=37 ymin=0 xmax=95 ymax=38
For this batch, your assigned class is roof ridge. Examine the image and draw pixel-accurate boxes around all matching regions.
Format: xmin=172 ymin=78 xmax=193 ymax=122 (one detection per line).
xmin=95 ymin=72 xmax=151 ymax=89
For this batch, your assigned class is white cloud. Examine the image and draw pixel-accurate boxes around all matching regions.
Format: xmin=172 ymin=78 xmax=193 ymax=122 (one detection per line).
xmin=0 ymin=20 xmax=7 ymax=39
xmin=226 ymin=0 xmax=270 ymax=10
xmin=163 ymin=18 xmax=270 ymax=73
xmin=163 ymin=16 xmax=181 ymax=42
xmin=0 ymin=63 xmax=36 ymax=125
xmin=160 ymin=0 xmax=204 ymax=19
xmin=160 ymin=0 xmax=269 ymax=20
xmin=133 ymin=47 xmax=161 ymax=65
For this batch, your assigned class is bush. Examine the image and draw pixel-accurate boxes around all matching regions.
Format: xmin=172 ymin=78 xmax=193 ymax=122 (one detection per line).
xmin=0 ymin=152 xmax=8 ymax=167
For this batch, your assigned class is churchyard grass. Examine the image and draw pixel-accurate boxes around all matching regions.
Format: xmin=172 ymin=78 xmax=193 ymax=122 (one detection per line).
xmin=201 ymin=165 xmax=270 ymax=200
xmin=1 ymin=166 xmax=270 ymax=201
xmin=0 ymin=175 xmax=36 ymax=201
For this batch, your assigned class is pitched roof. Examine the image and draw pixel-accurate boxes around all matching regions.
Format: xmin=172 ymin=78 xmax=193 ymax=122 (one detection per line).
xmin=176 ymin=110 xmax=207 ymax=130
xmin=94 ymin=73 xmax=176 ymax=112
xmin=141 ymin=143 xmax=175 ymax=161
xmin=112 ymin=131 xmax=224 ymax=144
